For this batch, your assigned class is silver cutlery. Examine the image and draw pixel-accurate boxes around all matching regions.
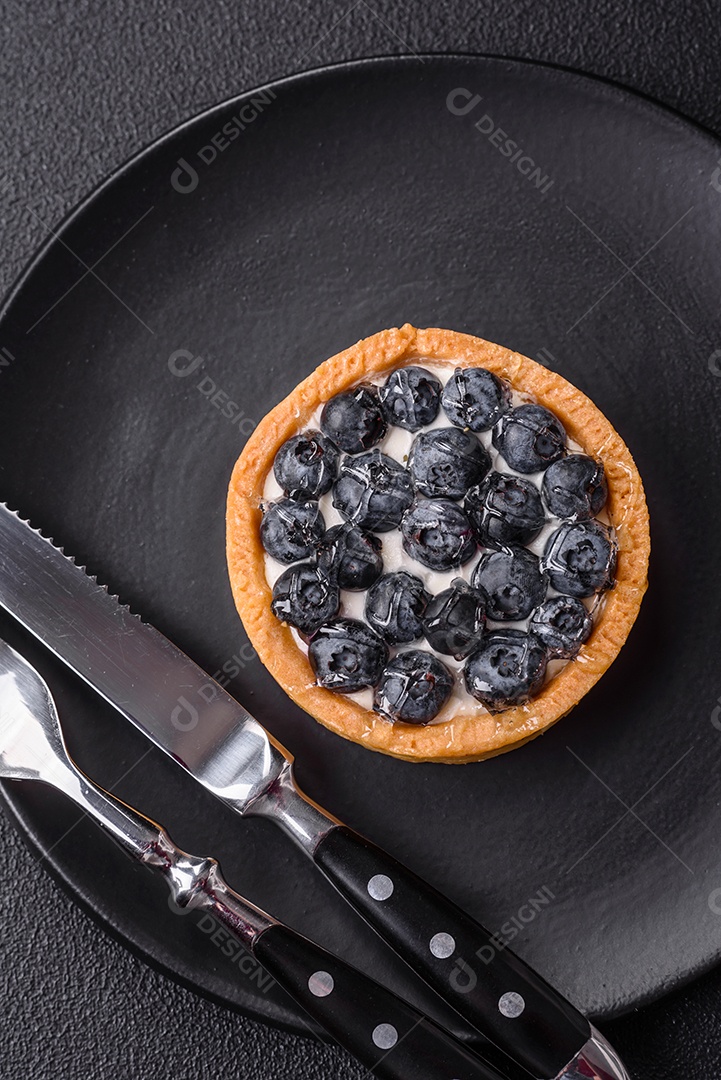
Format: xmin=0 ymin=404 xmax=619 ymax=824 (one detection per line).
xmin=0 ymin=503 xmax=629 ymax=1080
xmin=0 ymin=636 xmax=513 ymax=1080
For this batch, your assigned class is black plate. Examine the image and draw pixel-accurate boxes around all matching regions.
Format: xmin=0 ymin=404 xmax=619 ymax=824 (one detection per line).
xmin=1 ymin=55 xmax=721 ymax=1035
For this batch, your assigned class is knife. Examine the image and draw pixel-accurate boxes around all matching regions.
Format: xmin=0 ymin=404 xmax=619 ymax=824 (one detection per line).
xmin=0 ymin=636 xmax=509 ymax=1080
xmin=0 ymin=504 xmax=629 ymax=1080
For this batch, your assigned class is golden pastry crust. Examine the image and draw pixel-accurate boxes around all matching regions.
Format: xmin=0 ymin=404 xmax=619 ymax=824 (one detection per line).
xmin=226 ymin=325 xmax=650 ymax=763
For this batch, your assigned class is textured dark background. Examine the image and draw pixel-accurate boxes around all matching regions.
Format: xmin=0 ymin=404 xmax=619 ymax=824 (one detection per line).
xmin=1 ymin=3 xmax=721 ymax=1078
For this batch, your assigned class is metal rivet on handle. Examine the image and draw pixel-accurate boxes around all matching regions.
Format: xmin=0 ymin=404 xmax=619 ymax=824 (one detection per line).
xmin=308 ymin=971 xmax=334 ymax=997
xmin=498 ymin=991 xmax=526 ymax=1018
xmin=372 ymin=1023 xmax=398 ymax=1049
xmin=429 ymin=932 xmax=455 ymax=958
xmin=367 ymin=873 xmax=394 ymax=901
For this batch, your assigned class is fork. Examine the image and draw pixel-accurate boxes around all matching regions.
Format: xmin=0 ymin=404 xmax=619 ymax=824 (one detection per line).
xmin=0 ymin=636 xmax=516 ymax=1080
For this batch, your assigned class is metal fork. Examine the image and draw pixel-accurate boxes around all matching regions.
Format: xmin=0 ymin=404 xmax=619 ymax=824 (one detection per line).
xmin=0 ymin=637 xmax=514 ymax=1080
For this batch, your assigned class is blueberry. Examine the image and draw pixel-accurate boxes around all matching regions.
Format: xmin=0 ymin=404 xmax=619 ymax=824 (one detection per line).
xmin=441 ymin=367 xmax=512 ymax=431
xmin=365 ymin=571 xmax=430 ymax=645
xmin=529 ymin=596 xmax=593 ymax=658
xmin=492 ymin=404 xmax=566 ymax=473
xmin=472 ymin=546 xmax=546 ymax=621
xmin=408 ymin=428 xmax=490 ymax=499
xmin=422 ymin=579 xmax=486 ymax=659
xmin=401 ymin=499 xmax=477 ymax=571
xmin=540 ymin=520 xmax=616 ymax=598
xmin=465 ymin=472 xmax=545 ymax=548
xmin=308 ymin=618 xmax=388 ymax=693
xmin=318 ymin=524 xmax=383 ymax=590
xmin=542 ymin=455 xmax=608 ymax=521
xmin=260 ymin=497 xmax=325 ymax=564
xmin=271 ymin=563 xmax=339 ymax=635
xmin=333 ymin=450 xmax=414 ymax=532
xmin=464 ymin=630 xmax=547 ymax=711
xmin=320 ymin=385 xmax=387 ymax=454
xmin=374 ymin=650 xmax=454 ymax=724
xmin=378 ymin=365 xmax=442 ymax=431
xmin=273 ymin=430 xmax=340 ymax=498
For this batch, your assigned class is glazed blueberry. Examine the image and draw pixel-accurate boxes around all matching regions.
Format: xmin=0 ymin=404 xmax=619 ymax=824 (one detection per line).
xmin=408 ymin=428 xmax=491 ymax=499
xmin=422 ymin=579 xmax=486 ymax=659
xmin=472 ymin=546 xmax=546 ymax=621
xmin=320 ymin=384 xmax=387 ymax=454
xmin=540 ymin=520 xmax=616 ymax=598
xmin=260 ymin=497 xmax=325 ymax=564
xmin=464 ymin=630 xmax=547 ymax=712
xmin=465 ymin=472 xmax=545 ymax=548
xmin=542 ymin=455 xmax=608 ymax=521
xmin=401 ymin=499 xmax=477 ymax=571
xmin=378 ymin=365 xmax=442 ymax=431
xmin=529 ymin=596 xmax=593 ymax=658
xmin=308 ymin=618 xmax=388 ymax=693
xmin=318 ymin=524 xmax=383 ymax=590
xmin=492 ymin=404 xmax=566 ymax=473
xmin=273 ymin=430 xmax=339 ymax=498
xmin=365 ymin=571 xmax=430 ymax=645
xmin=374 ymin=650 xmax=454 ymax=725
xmin=271 ymin=563 xmax=339 ymax=635
xmin=441 ymin=367 xmax=512 ymax=432
xmin=332 ymin=450 xmax=414 ymax=532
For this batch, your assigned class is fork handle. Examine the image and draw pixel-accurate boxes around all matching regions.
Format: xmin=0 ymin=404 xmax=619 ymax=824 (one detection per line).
xmin=64 ymin=768 xmax=504 ymax=1079
xmin=252 ymin=924 xmax=507 ymax=1080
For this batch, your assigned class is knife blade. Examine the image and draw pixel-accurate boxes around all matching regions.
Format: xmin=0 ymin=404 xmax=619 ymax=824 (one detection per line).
xmin=0 ymin=503 xmax=629 ymax=1080
xmin=0 ymin=636 xmax=509 ymax=1080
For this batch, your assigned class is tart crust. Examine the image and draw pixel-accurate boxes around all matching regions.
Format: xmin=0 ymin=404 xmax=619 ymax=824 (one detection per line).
xmin=226 ymin=325 xmax=650 ymax=763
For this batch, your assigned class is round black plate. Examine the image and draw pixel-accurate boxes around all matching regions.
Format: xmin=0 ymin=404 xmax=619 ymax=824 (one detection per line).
xmin=1 ymin=56 xmax=721 ymax=1034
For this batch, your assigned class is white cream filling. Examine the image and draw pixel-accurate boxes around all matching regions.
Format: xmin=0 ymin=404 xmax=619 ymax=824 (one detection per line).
xmin=262 ymin=360 xmax=611 ymax=723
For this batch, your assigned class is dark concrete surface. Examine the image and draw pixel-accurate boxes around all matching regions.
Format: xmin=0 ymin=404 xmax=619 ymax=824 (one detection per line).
xmin=1 ymin=3 xmax=720 ymax=1077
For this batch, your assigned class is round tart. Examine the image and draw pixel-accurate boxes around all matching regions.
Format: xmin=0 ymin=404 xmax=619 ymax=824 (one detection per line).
xmin=226 ymin=326 xmax=649 ymax=763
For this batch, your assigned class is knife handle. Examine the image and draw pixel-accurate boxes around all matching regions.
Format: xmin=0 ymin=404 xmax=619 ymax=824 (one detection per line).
xmin=251 ymin=923 xmax=505 ymax=1080
xmin=313 ymin=825 xmax=590 ymax=1080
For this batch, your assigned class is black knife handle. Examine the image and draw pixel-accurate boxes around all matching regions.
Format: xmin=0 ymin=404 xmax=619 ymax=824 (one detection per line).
xmin=313 ymin=826 xmax=589 ymax=1080
xmin=252 ymin=922 xmax=507 ymax=1080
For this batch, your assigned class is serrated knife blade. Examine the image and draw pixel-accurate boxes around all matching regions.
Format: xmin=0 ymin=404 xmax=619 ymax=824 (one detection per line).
xmin=0 ymin=502 xmax=631 ymax=1080
xmin=0 ymin=503 xmax=287 ymax=808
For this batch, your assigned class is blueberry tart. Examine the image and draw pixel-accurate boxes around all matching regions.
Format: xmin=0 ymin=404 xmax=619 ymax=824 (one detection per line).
xmin=227 ymin=325 xmax=649 ymax=762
